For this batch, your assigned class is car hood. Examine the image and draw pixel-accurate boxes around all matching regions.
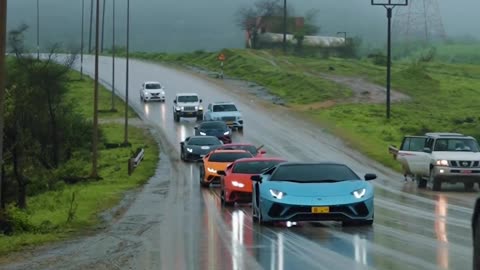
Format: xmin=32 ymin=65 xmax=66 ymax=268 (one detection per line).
xmin=264 ymin=180 xmax=369 ymax=197
xmin=205 ymin=161 xmax=232 ymax=171
xmin=210 ymin=111 xmax=242 ymax=117
xmin=432 ymin=152 xmax=480 ymax=160
xmin=177 ymin=102 xmax=200 ymax=106
xmin=200 ymin=129 xmax=229 ymax=136
xmin=144 ymin=89 xmax=164 ymax=94
xmin=187 ymin=145 xmax=219 ymax=152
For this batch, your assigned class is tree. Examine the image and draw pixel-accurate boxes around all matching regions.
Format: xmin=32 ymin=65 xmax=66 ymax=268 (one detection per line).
xmin=4 ymin=25 xmax=90 ymax=209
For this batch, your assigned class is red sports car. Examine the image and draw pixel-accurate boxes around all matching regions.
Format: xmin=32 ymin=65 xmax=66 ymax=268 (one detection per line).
xmin=216 ymin=143 xmax=267 ymax=157
xmin=217 ymin=157 xmax=287 ymax=206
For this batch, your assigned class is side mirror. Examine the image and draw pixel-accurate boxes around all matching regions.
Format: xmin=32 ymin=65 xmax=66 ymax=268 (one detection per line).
xmin=217 ymin=170 xmax=226 ymax=176
xmin=423 ymin=147 xmax=432 ymax=153
xmin=199 ymin=99 xmax=203 ymax=103
xmin=180 ymin=142 xmax=184 ymax=146
xmin=364 ymin=173 xmax=377 ymax=181
xmin=173 ymin=100 xmax=177 ymax=104
xmin=260 ymin=150 xmax=267 ymax=154
xmin=251 ymin=175 xmax=262 ymax=182
xmin=194 ymin=126 xmax=198 ymax=130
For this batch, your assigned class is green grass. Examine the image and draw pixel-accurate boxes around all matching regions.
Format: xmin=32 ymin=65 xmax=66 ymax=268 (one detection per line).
xmin=0 ymin=71 xmax=159 ymax=255
xmin=126 ymin=48 xmax=480 ymax=172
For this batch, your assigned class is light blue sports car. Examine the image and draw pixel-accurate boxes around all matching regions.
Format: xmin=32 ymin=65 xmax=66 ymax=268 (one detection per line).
xmin=251 ymin=162 xmax=376 ymax=226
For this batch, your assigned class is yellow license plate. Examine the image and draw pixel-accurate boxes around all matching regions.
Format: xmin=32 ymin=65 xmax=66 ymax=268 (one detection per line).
xmin=311 ymin=207 xmax=330 ymax=213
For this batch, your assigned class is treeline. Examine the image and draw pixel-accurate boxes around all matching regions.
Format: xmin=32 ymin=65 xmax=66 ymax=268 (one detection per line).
xmin=2 ymin=25 xmax=93 ymax=213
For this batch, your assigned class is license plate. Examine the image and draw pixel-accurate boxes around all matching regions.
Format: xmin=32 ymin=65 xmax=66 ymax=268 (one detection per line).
xmin=311 ymin=206 xmax=330 ymax=213
xmin=463 ymin=170 xmax=472 ymax=174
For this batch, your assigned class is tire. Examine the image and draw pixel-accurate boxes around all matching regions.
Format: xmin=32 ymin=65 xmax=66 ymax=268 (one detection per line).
xmin=180 ymin=148 xmax=186 ymax=161
xmin=430 ymin=168 xmax=442 ymax=191
xmin=174 ymin=113 xmax=180 ymax=122
xmin=199 ymin=166 xmax=209 ymax=188
xmin=416 ymin=175 xmax=427 ymax=188
xmin=221 ymin=190 xmax=234 ymax=207
xmin=237 ymin=126 xmax=244 ymax=133
xmin=257 ymin=201 xmax=273 ymax=226
xmin=464 ymin=182 xmax=474 ymax=191
xmin=196 ymin=114 xmax=203 ymax=121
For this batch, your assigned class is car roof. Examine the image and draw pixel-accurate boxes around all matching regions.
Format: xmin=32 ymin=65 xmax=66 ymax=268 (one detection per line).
xmin=211 ymin=101 xmax=235 ymax=105
xmin=144 ymin=81 xmax=161 ymax=84
xmin=220 ymin=143 xmax=255 ymax=146
xmin=233 ymin=157 xmax=287 ymax=163
xmin=176 ymin=93 xmax=199 ymax=96
xmin=187 ymin=135 xmax=218 ymax=140
xmin=210 ymin=149 xmax=251 ymax=154
xmin=425 ymin=133 xmax=475 ymax=139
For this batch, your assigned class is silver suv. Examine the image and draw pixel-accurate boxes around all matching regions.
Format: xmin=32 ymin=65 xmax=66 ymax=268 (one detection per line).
xmin=204 ymin=102 xmax=243 ymax=131
xmin=390 ymin=132 xmax=480 ymax=191
xmin=173 ymin=93 xmax=203 ymax=122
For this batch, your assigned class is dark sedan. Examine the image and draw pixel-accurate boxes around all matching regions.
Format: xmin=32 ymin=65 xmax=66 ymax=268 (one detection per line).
xmin=194 ymin=121 xmax=232 ymax=144
xmin=473 ymin=197 xmax=480 ymax=270
xmin=180 ymin=136 xmax=223 ymax=162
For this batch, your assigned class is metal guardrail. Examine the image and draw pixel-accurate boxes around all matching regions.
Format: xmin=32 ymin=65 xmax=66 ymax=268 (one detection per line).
xmin=388 ymin=145 xmax=399 ymax=159
xmin=128 ymin=148 xmax=145 ymax=175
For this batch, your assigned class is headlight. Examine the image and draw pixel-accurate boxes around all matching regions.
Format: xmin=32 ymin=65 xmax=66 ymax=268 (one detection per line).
xmin=232 ymin=181 xmax=245 ymax=188
xmin=200 ymin=132 xmax=206 ymax=136
xmin=223 ymin=131 xmax=230 ymax=135
xmin=198 ymin=106 xmax=203 ymax=110
xmin=435 ymin=160 xmax=449 ymax=166
xmin=270 ymin=189 xmax=286 ymax=199
xmin=175 ymin=106 xmax=181 ymax=111
xmin=144 ymin=91 xmax=150 ymax=96
xmin=186 ymin=148 xmax=193 ymax=153
xmin=207 ymin=167 xmax=217 ymax=173
xmin=352 ymin=188 xmax=366 ymax=199
xmin=195 ymin=106 xmax=199 ymax=110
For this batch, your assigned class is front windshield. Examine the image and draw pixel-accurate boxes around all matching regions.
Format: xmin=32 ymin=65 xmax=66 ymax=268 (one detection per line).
xmin=433 ymin=138 xmax=479 ymax=152
xmin=232 ymin=160 xmax=284 ymax=174
xmin=188 ymin=137 xmax=220 ymax=146
xmin=201 ymin=122 xmax=227 ymax=129
xmin=220 ymin=145 xmax=257 ymax=155
xmin=209 ymin=152 xmax=252 ymax=162
xmin=271 ymin=164 xmax=360 ymax=182
xmin=178 ymin=96 xmax=198 ymax=103
xmin=146 ymin=83 xmax=162 ymax=89
xmin=212 ymin=104 xmax=238 ymax=112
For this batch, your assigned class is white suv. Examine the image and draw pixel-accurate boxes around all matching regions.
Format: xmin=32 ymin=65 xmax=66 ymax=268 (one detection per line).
xmin=390 ymin=132 xmax=480 ymax=191
xmin=173 ymin=93 xmax=203 ymax=122
xmin=140 ymin=81 xmax=165 ymax=102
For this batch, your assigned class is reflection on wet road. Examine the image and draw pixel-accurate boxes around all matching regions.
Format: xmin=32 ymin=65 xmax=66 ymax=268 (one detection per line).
xmin=7 ymin=55 xmax=472 ymax=270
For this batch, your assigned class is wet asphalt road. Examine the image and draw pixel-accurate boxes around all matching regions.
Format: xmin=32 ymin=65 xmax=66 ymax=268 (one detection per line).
xmin=3 ymin=55 xmax=477 ymax=270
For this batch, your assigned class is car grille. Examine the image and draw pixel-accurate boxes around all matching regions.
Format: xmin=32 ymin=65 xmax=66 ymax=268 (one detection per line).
xmin=268 ymin=202 xmax=369 ymax=218
xmin=450 ymin=160 xmax=479 ymax=167
xmin=184 ymin=106 xmax=196 ymax=111
xmin=151 ymin=93 xmax=160 ymax=96
xmin=221 ymin=116 xmax=236 ymax=122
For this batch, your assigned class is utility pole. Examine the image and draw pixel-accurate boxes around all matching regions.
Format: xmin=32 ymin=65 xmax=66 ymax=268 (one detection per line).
xmin=0 ymin=0 xmax=7 ymax=209
xmin=101 ymin=0 xmax=106 ymax=53
xmin=36 ymin=0 xmax=39 ymax=59
xmin=111 ymin=0 xmax=116 ymax=111
xmin=371 ymin=0 xmax=408 ymax=120
xmin=88 ymin=0 xmax=94 ymax=52
xmin=80 ymin=0 xmax=85 ymax=79
xmin=91 ymin=0 xmax=100 ymax=178
xmin=123 ymin=0 xmax=130 ymax=145
xmin=282 ymin=0 xmax=287 ymax=53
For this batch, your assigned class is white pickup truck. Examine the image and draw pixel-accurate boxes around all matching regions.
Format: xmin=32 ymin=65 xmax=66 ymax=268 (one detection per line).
xmin=389 ymin=132 xmax=480 ymax=191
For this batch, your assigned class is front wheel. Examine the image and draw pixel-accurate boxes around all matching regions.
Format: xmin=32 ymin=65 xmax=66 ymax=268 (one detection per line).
xmin=464 ymin=182 xmax=474 ymax=191
xmin=174 ymin=113 xmax=180 ymax=122
xmin=430 ymin=168 xmax=442 ymax=191
xmin=220 ymin=190 xmax=234 ymax=207
xmin=416 ymin=175 xmax=427 ymax=188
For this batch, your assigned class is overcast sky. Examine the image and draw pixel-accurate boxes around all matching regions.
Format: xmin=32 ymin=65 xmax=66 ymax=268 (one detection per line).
xmin=6 ymin=0 xmax=480 ymax=52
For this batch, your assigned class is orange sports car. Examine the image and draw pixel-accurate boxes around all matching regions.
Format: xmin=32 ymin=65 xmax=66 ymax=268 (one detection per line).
xmin=217 ymin=157 xmax=287 ymax=206
xmin=199 ymin=149 xmax=253 ymax=188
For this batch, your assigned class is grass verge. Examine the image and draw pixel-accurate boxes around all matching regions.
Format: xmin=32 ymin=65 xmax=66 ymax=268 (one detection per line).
xmin=0 ymin=71 xmax=159 ymax=256
xmin=126 ymin=49 xmax=480 ymax=172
